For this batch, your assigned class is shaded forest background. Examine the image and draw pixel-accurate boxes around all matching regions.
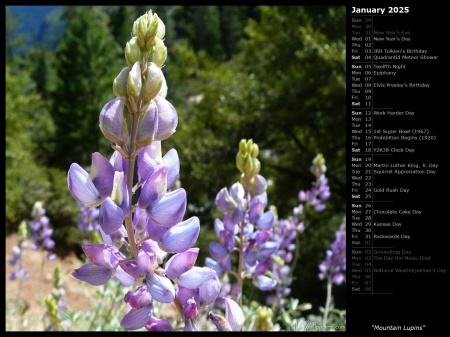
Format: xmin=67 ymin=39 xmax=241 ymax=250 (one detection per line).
xmin=5 ymin=5 xmax=346 ymax=312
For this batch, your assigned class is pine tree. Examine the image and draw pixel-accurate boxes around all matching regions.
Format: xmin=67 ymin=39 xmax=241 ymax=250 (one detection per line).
xmin=49 ymin=6 xmax=123 ymax=169
xmin=174 ymin=6 xmax=225 ymax=61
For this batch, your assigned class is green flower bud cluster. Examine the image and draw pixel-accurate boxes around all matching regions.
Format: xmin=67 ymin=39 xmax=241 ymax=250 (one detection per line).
xmin=31 ymin=201 xmax=45 ymax=219
xmin=18 ymin=220 xmax=28 ymax=242
xmin=52 ymin=264 xmax=63 ymax=295
xmin=44 ymin=294 xmax=62 ymax=330
xmin=236 ymin=139 xmax=261 ymax=179
xmin=113 ymin=10 xmax=167 ymax=115
xmin=45 ymin=264 xmax=69 ymax=331
xmin=310 ymin=153 xmax=327 ymax=177
xmin=254 ymin=305 xmax=274 ymax=331
xmin=132 ymin=11 xmax=165 ymax=53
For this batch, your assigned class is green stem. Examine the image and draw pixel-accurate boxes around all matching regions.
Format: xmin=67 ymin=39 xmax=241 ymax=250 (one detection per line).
xmin=15 ymin=275 xmax=24 ymax=329
xmin=237 ymin=176 xmax=251 ymax=308
xmin=123 ymin=112 xmax=140 ymax=260
xmin=236 ymin=218 xmax=245 ymax=308
xmin=88 ymin=287 xmax=103 ymax=331
xmin=322 ymin=279 xmax=332 ymax=330
xmin=103 ymin=281 xmax=123 ymax=329
xmin=41 ymin=249 xmax=46 ymax=330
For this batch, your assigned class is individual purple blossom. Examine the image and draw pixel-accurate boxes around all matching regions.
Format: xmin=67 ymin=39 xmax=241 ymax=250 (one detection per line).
xmin=121 ymin=286 xmax=154 ymax=330
xmin=67 ymin=152 xmax=115 ymax=208
xmin=72 ymin=243 xmax=121 ymax=286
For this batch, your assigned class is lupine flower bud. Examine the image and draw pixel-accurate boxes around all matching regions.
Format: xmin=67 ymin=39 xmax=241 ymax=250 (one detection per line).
xmin=141 ymin=62 xmax=163 ymax=105
xmin=125 ymin=37 xmax=143 ymax=68
xmin=209 ymin=312 xmax=233 ymax=331
xmin=147 ymin=37 xmax=167 ymax=68
xmin=99 ymin=97 xmax=129 ymax=146
xmin=113 ymin=67 xmax=131 ymax=97
xmin=145 ymin=16 xmax=159 ymax=50
xmin=184 ymin=298 xmax=199 ymax=319
xmin=312 ymin=152 xmax=326 ymax=167
xmin=158 ymin=72 xmax=168 ymax=98
xmin=31 ymin=201 xmax=44 ymax=217
xmin=136 ymin=101 xmax=158 ymax=148
xmin=236 ymin=139 xmax=261 ymax=178
xmin=199 ymin=275 xmax=221 ymax=307
xmin=249 ymin=174 xmax=267 ymax=196
xmin=127 ymin=62 xmax=142 ymax=113
xmin=18 ymin=219 xmax=28 ymax=241
xmin=310 ymin=153 xmax=327 ymax=177
xmin=223 ymin=297 xmax=245 ymax=331
xmin=132 ymin=11 xmax=159 ymax=50
xmin=135 ymin=95 xmax=178 ymax=148
xmin=250 ymin=143 xmax=259 ymax=158
xmin=153 ymin=96 xmax=178 ymax=141
xmin=156 ymin=16 xmax=165 ymax=39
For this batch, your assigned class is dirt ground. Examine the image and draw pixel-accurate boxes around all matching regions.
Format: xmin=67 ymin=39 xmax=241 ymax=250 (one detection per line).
xmin=5 ymin=233 xmax=202 ymax=331
xmin=5 ymin=233 xmax=92 ymax=331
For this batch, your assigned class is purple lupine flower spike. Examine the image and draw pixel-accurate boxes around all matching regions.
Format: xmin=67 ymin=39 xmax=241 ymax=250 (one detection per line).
xmin=67 ymin=9 xmax=219 ymax=331
xmin=319 ymin=217 xmax=346 ymax=285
